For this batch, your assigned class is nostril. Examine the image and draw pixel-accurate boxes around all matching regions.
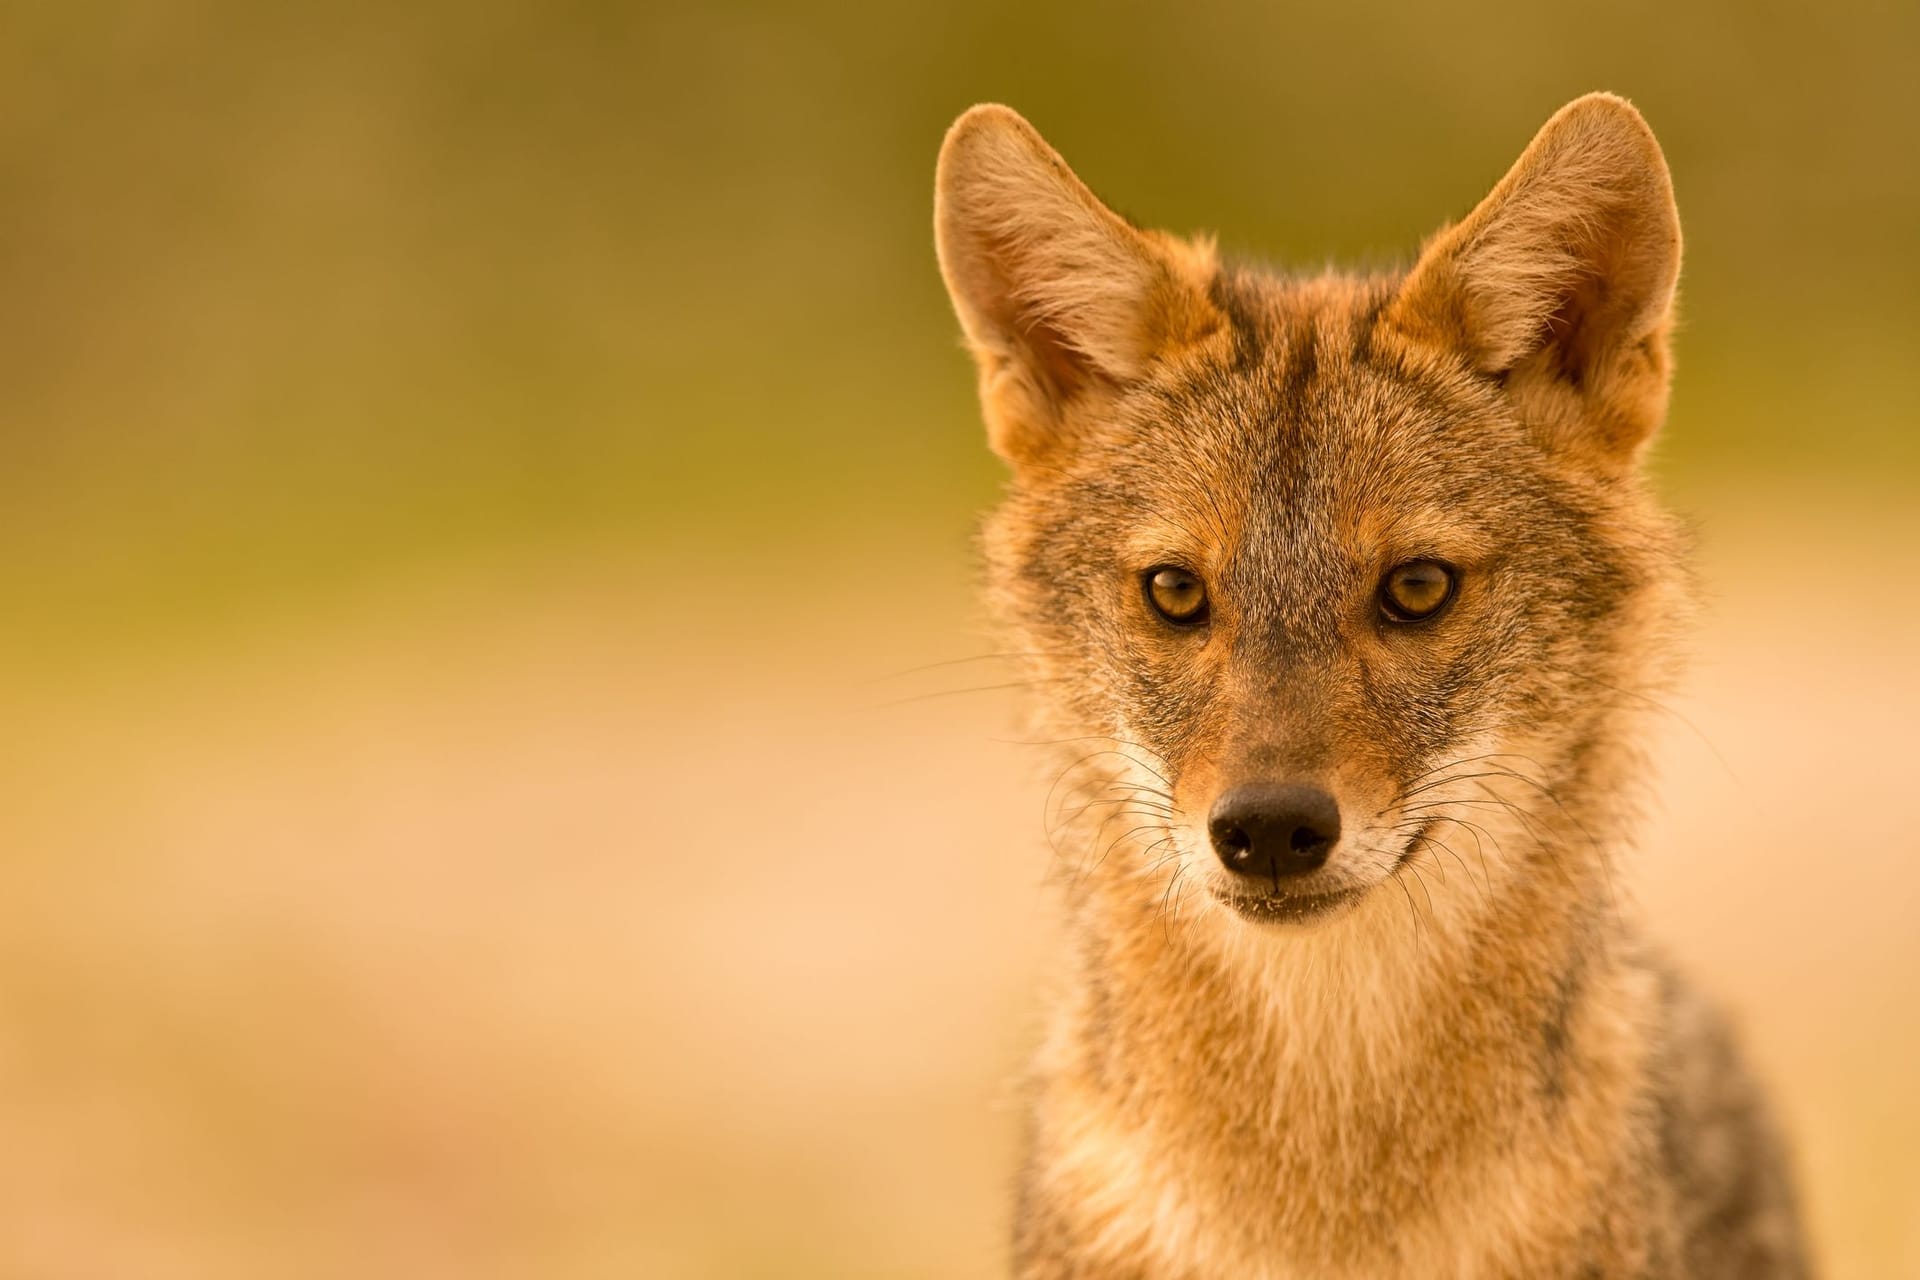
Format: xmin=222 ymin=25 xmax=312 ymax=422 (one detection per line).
xmin=1211 ymin=821 xmax=1251 ymax=860
xmin=1290 ymin=826 xmax=1330 ymax=855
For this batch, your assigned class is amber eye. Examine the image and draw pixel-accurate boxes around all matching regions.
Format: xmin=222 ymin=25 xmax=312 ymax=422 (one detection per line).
xmin=1380 ymin=560 xmax=1457 ymax=622
xmin=1144 ymin=566 xmax=1208 ymax=626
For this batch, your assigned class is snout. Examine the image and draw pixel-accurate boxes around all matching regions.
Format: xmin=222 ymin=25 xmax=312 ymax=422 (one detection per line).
xmin=1208 ymin=782 xmax=1342 ymax=885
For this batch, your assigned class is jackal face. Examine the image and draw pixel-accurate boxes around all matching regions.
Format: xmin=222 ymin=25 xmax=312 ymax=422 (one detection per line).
xmin=936 ymin=96 xmax=1688 ymax=928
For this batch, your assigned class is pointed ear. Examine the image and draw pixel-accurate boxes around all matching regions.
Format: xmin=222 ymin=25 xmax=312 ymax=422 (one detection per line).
xmin=1384 ymin=93 xmax=1682 ymax=470
xmin=934 ymin=105 xmax=1224 ymax=465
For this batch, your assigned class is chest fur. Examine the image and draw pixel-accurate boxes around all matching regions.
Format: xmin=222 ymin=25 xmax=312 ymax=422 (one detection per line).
xmin=1017 ymin=898 xmax=1658 ymax=1278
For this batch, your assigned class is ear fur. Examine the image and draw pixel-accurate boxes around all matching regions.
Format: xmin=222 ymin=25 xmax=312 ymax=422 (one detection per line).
xmin=1384 ymin=93 xmax=1682 ymax=470
xmin=934 ymin=105 xmax=1222 ymax=465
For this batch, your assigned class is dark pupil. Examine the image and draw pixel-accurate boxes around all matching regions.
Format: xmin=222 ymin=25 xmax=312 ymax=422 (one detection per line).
xmin=1393 ymin=566 xmax=1446 ymax=611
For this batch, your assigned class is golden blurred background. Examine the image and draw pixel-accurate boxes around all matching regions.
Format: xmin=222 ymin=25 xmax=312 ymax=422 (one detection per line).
xmin=2 ymin=2 xmax=1916 ymax=1276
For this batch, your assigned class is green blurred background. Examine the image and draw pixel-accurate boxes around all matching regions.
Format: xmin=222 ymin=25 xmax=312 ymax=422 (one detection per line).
xmin=1 ymin=2 xmax=1916 ymax=1276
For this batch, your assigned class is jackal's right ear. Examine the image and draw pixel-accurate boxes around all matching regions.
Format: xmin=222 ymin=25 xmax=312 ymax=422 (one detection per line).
xmin=935 ymin=105 xmax=1223 ymax=465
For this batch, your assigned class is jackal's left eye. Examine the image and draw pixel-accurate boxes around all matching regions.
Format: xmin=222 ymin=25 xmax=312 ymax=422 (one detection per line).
xmin=1144 ymin=566 xmax=1208 ymax=626
xmin=1379 ymin=560 xmax=1456 ymax=622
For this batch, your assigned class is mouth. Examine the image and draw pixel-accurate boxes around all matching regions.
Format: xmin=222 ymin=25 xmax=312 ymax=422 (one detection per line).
xmin=1218 ymin=885 xmax=1368 ymax=925
xmin=1213 ymin=820 xmax=1434 ymax=927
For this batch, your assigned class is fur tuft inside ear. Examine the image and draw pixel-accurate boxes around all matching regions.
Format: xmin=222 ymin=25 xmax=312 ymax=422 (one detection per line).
xmin=1385 ymin=93 xmax=1682 ymax=468
xmin=934 ymin=105 xmax=1221 ymax=465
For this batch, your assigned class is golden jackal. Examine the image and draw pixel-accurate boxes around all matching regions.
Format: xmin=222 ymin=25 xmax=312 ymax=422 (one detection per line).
xmin=934 ymin=94 xmax=1809 ymax=1278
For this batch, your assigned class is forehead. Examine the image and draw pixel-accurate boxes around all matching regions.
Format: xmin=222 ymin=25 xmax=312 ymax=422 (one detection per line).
xmin=1096 ymin=272 xmax=1530 ymax=575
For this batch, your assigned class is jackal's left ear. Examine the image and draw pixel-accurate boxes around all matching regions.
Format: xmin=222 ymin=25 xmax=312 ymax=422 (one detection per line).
xmin=935 ymin=105 xmax=1223 ymax=466
xmin=1384 ymin=93 xmax=1681 ymax=470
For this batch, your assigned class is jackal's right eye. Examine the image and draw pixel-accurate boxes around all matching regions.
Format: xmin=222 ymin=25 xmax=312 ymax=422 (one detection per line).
xmin=1144 ymin=566 xmax=1209 ymax=627
xmin=1379 ymin=559 xmax=1457 ymax=622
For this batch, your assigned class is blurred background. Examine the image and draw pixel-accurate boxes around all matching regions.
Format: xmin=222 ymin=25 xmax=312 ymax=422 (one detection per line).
xmin=1 ymin=1 xmax=1916 ymax=1275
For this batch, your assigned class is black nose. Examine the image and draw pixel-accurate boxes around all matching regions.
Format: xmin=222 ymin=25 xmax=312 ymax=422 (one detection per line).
xmin=1208 ymin=783 xmax=1341 ymax=882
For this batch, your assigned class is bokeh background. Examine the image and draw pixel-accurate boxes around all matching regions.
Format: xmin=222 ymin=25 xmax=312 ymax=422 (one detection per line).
xmin=3 ymin=2 xmax=1916 ymax=1276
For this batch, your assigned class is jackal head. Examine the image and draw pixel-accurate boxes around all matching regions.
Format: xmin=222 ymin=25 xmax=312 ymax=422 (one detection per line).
xmin=935 ymin=95 xmax=1689 ymax=930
